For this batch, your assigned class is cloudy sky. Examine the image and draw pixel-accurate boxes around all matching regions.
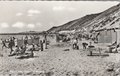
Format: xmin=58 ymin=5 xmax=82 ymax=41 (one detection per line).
xmin=0 ymin=1 xmax=119 ymax=33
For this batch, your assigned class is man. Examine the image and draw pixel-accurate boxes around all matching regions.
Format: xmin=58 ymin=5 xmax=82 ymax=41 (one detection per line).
xmin=1 ymin=39 xmax=7 ymax=50
xmin=24 ymin=36 xmax=28 ymax=45
xmin=8 ymin=38 xmax=14 ymax=54
xmin=40 ymin=40 xmax=43 ymax=51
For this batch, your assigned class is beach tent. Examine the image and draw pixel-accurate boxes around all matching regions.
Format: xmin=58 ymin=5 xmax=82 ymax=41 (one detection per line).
xmin=95 ymin=20 xmax=120 ymax=44
xmin=97 ymin=30 xmax=115 ymax=43
xmin=17 ymin=39 xmax=24 ymax=47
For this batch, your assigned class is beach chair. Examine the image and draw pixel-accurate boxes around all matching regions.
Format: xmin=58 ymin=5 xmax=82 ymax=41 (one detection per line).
xmin=33 ymin=39 xmax=39 ymax=45
xmin=17 ymin=39 xmax=24 ymax=47
xmin=28 ymin=39 xmax=33 ymax=45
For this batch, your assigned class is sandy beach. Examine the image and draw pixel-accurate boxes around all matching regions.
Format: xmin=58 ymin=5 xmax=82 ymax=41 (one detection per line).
xmin=0 ymin=40 xmax=120 ymax=76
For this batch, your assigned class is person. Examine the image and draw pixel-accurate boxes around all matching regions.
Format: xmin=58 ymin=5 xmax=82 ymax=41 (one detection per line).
xmin=1 ymin=39 xmax=7 ymax=50
xmin=88 ymin=42 xmax=95 ymax=56
xmin=40 ymin=40 xmax=43 ymax=51
xmin=20 ymin=45 xmax=26 ymax=55
xmin=29 ymin=44 xmax=34 ymax=57
xmin=8 ymin=38 xmax=14 ymax=54
xmin=82 ymin=42 xmax=88 ymax=50
xmin=72 ymin=38 xmax=79 ymax=50
xmin=24 ymin=36 xmax=28 ymax=45
xmin=35 ymin=44 xmax=41 ymax=51
xmin=12 ymin=37 xmax=15 ymax=46
xmin=14 ymin=46 xmax=20 ymax=55
xmin=29 ymin=44 xmax=35 ymax=51
xmin=9 ymin=46 xmax=20 ymax=56
xmin=14 ymin=38 xmax=18 ymax=47
xmin=16 ymin=44 xmax=34 ymax=59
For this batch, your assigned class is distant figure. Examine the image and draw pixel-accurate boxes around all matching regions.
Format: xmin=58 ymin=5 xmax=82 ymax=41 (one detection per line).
xmin=87 ymin=42 xmax=95 ymax=56
xmin=1 ymin=39 xmax=7 ymax=50
xmin=9 ymin=46 xmax=20 ymax=56
xmin=24 ymin=36 xmax=28 ymax=45
xmin=14 ymin=38 xmax=18 ymax=47
xmin=82 ymin=42 xmax=88 ymax=50
xmin=29 ymin=44 xmax=34 ymax=57
xmin=16 ymin=44 xmax=34 ymax=59
xmin=14 ymin=46 xmax=20 ymax=55
xmin=12 ymin=37 xmax=15 ymax=46
xmin=20 ymin=45 xmax=26 ymax=55
xmin=40 ymin=40 xmax=43 ymax=51
xmin=72 ymin=38 xmax=79 ymax=50
xmin=29 ymin=43 xmax=35 ymax=51
xmin=9 ymin=38 xmax=14 ymax=54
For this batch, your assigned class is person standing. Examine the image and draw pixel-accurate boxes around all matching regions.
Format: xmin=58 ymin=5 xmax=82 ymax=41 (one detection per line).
xmin=9 ymin=37 xmax=14 ymax=54
xmin=1 ymin=39 xmax=7 ymax=50
xmin=72 ymin=38 xmax=79 ymax=50
xmin=12 ymin=37 xmax=15 ymax=46
xmin=40 ymin=40 xmax=43 ymax=51
xmin=44 ymin=34 xmax=48 ymax=49
xmin=24 ymin=35 xmax=28 ymax=46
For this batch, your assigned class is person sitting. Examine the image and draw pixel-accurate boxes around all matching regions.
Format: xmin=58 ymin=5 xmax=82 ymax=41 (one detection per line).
xmin=16 ymin=44 xmax=34 ymax=59
xmin=112 ymin=43 xmax=120 ymax=53
xmin=108 ymin=41 xmax=117 ymax=53
xmin=82 ymin=42 xmax=88 ymax=50
xmin=35 ymin=44 xmax=41 ymax=51
xmin=29 ymin=44 xmax=35 ymax=51
xmin=9 ymin=45 xmax=20 ymax=56
xmin=19 ymin=45 xmax=26 ymax=55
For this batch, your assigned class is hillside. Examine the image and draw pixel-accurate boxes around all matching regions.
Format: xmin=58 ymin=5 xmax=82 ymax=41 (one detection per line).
xmin=86 ymin=3 xmax=120 ymax=32
xmin=47 ymin=3 xmax=120 ymax=33
xmin=47 ymin=13 xmax=100 ymax=33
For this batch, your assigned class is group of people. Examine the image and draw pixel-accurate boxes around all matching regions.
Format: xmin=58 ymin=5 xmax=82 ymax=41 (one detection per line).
xmin=1 ymin=37 xmax=15 ymax=53
xmin=72 ymin=38 xmax=89 ymax=50
xmin=1 ymin=35 xmax=49 ymax=59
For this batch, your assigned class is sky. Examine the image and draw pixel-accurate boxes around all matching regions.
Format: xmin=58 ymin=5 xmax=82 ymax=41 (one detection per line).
xmin=0 ymin=1 xmax=119 ymax=33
